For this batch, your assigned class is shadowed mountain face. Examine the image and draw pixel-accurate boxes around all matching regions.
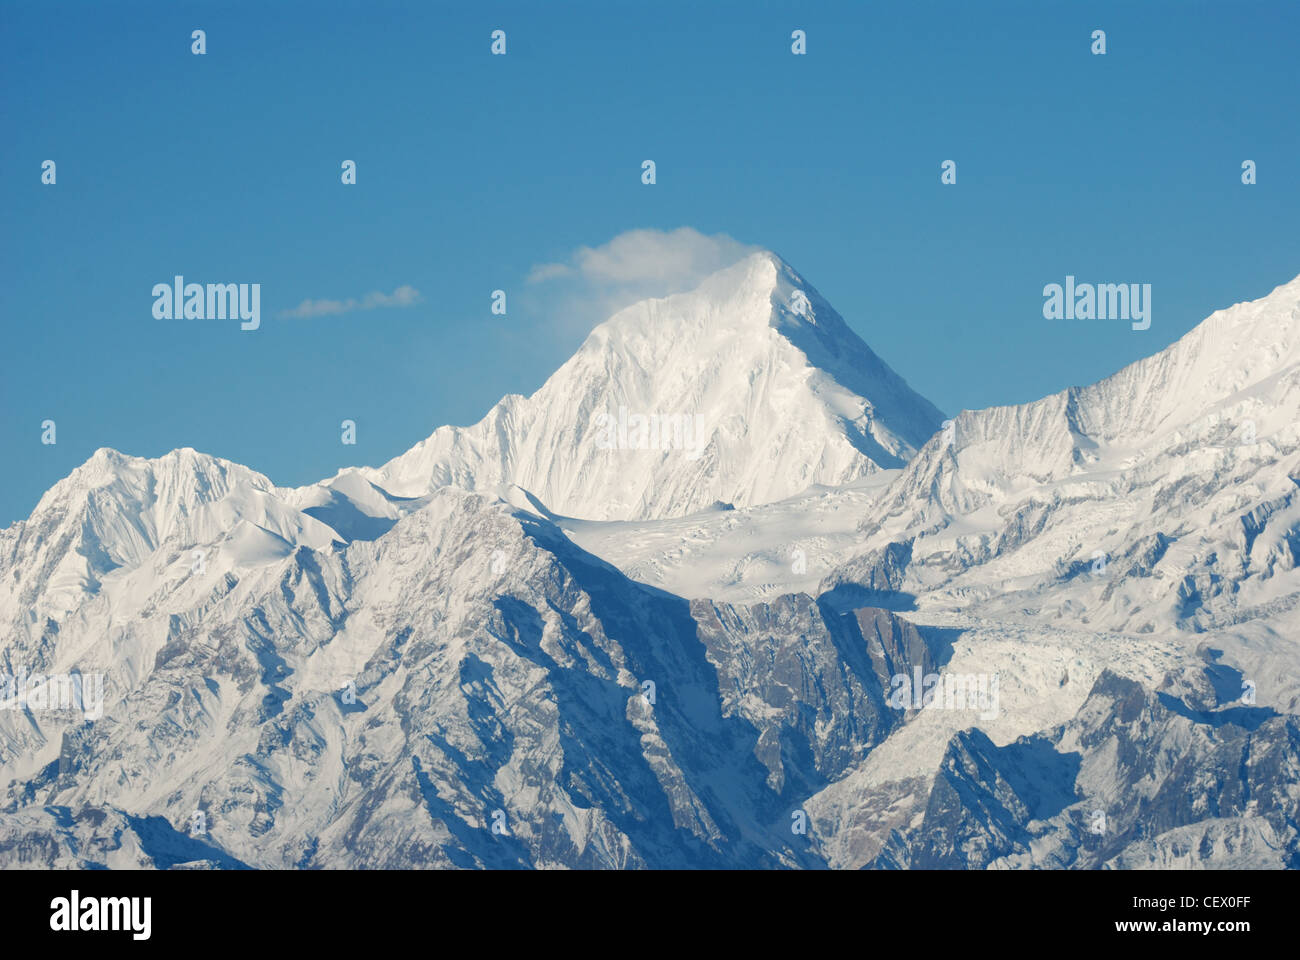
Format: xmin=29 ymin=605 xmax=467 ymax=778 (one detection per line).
xmin=869 ymin=671 xmax=1300 ymax=870
xmin=1 ymin=488 xmax=942 ymax=868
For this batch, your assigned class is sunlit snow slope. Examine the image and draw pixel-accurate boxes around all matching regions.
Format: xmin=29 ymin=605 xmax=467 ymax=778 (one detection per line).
xmin=359 ymin=251 xmax=944 ymax=520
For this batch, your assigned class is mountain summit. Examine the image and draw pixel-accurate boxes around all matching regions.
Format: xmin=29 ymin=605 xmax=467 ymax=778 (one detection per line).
xmin=362 ymin=251 xmax=944 ymax=520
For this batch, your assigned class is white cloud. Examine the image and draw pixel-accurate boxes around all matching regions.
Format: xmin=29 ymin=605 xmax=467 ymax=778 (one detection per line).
xmin=523 ymin=228 xmax=760 ymax=336
xmin=525 ymin=262 xmax=572 ymax=284
xmin=280 ymin=284 xmax=422 ymax=319
xmin=530 ymin=227 xmax=758 ymax=292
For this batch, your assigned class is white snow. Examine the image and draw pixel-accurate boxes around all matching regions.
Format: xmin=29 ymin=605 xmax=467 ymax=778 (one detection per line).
xmin=355 ymin=251 xmax=944 ymax=520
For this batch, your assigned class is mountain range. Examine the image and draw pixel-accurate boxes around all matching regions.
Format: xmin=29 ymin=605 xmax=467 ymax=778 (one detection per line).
xmin=2 ymin=251 xmax=1297 ymax=869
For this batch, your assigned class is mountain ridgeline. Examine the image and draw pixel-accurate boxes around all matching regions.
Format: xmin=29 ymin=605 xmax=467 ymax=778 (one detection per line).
xmin=2 ymin=256 xmax=1298 ymax=868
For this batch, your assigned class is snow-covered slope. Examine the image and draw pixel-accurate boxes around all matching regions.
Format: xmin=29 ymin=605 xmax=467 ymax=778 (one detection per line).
xmin=0 ymin=448 xmax=338 ymax=627
xmin=561 ymin=472 xmax=900 ymax=603
xmin=0 ymin=484 xmax=941 ymax=868
xmin=826 ymin=273 xmax=1300 ymax=634
xmin=854 ymin=669 xmax=1300 ymax=870
xmin=360 ymin=251 xmax=944 ymax=520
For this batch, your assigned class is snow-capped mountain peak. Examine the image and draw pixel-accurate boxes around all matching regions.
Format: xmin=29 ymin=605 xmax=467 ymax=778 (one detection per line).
xmin=826 ymin=270 xmax=1300 ymax=634
xmin=362 ymin=250 xmax=944 ymax=520
xmin=0 ymin=446 xmax=338 ymax=624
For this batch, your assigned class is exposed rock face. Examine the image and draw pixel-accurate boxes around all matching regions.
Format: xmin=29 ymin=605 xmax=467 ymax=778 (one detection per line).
xmin=866 ymin=671 xmax=1300 ymax=870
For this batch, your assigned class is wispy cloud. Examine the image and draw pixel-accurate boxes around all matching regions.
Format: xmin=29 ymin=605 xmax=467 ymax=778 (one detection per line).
xmin=523 ymin=228 xmax=760 ymax=336
xmin=525 ymin=262 xmax=573 ymax=284
xmin=528 ymin=227 xmax=757 ymax=291
xmin=279 ymin=284 xmax=422 ymax=319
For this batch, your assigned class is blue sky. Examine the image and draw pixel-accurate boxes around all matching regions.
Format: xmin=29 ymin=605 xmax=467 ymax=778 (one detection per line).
xmin=3 ymin=0 xmax=1298 ymax=525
